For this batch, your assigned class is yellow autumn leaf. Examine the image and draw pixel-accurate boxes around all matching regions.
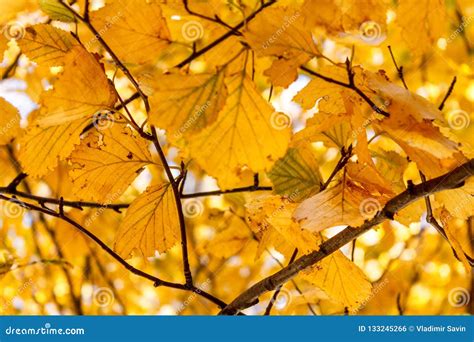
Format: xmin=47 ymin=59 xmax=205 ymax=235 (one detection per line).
xmin=374 ymin=116 xmax=466 ymax=178
xmin=36 ymin=46 xmax=117 ymax=127
xmin=264 ymin=53 xmax=310 ymax=88
xmin=18 ymin=47 xmax=117 ymax=177
xmin=18 ymin=24 xmax=78 ymax=67
xmin=246 ymin=195 xmax=320 ymax=256
xmin=90 ymin=0 xmax=171 ymax=65
xmin=302 ymin=0 xmax=387 ymax=45
xmin=205 ymin=215 xmax=253 ymax=258
xmin=294 ymin=165 xmax=392 ymax=232
xmin=292 ymin=111 xmax=354 ymax=149
xmin=304 ymin=251 xmax=372 ymax=310
xmin=190 ymin=74 xmax=290 ymax=189
xmin=0 ymin=97 xmax=21 ymax=145
xmin=364 ymin=70 xmax=444 ymax=122
xmin=244 ymin=6 xmax=318 ymax=57
xmin=435 ymin=178 xmax=474 ymax=220
xmin=396 ymin=0 xmax=446 ymax=56
xmin=293 ymin=64 xmax=359 ymax=114
xmin=139 ymin=70 xmax=227 ymax=139
xmin=68 ymin=125 xmax=154 ymax=203
xmin=0 ymin=0 xmax=36 ymax=23
xmin=114 ymin=183 xmax=179 ymax=258
xmin=18 ymin=118 xmax=90 ymax=177
xmin=438 ymin=208 xmax=472 ymax=271
xmin=0 ymin=34 xmax=8 ymax=59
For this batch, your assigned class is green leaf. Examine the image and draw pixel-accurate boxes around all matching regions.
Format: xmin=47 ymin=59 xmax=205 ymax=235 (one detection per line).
xmin=39 ymin=0 xmax=76 ymax=23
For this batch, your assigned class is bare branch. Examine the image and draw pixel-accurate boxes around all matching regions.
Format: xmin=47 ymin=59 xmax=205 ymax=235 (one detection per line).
xmin=151 ymin=127 xmax=193 ymax=287
xmin=300 ymin=66 xmax=389 ymax=117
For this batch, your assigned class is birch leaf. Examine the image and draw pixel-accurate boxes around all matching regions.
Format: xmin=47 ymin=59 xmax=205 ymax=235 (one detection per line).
xmin=18 ymin=24 xmax=78 ymax=67
xmin=69 ymin=125 xmax=154 ymax=203
xmin=0 ymin=97 xmax=21 ymax=145
xmin=114 ymin=183 xmax=180 ymax=258
xmin=140 ymin=70 xmax=227 ymax=139
xmin=190 ymin=74 xmax=290 ymax=189
xmin=90 ymin=0 xmax=171 ymax=65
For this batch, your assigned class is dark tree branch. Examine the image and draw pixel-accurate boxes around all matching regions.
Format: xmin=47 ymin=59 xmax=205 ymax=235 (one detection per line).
xmin=321 ymin=145 xmax=352 ymax=190
xmin=455 ymin=7 xmax=473 ymax=55
xmin=0 ymin=182 xmax=274 ymax=211
xmin=182 ymin=0 xmax=241 ymax=35
xmin=387 ymin=45 xmax=409 ymax=90
xmin=151 ymin=127 xmax=193 ymax=287
xmin=5 ymin=145 xmax=83 ymax=314
xmin=438 ymin=76 xmax=457 ymax=111
xmin=181 ymin=185 xmax=272 ymax=198
xmin=0 ymin=194 xmax=228 ymax=309
xmin=300 ymin=65 xmax=389 ymax=117
xmin=420 ymin=171 xmax=474 ymax=266
xmin=266 ymin=250 xmax=317 ymax=315
xmin=1 ymin=52 xmax=21 ymax=80
xmin=0 ymin=186 xmax=129 ymax=211
xmin=117 ymin=0 xmax=277 ymax=113
xmin=176 ymin=0 xmax=276 ymax=68
xmin=263 ymin=145 xmax=352 ymax=314
xmin=220 ymin=159 xmax=474 ymax=314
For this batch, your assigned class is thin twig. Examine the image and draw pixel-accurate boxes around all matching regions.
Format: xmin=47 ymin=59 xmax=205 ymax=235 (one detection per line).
xmin=387 ymin=46 xmax=409 ymax=90
xmin=438 ymin=76 xmax=457 ymax=111
xmin=1 ymin=52 xmax=21 ymax=80
xmin=264 ymin=249 xmax=298 ymax=315
xmin=176 ymin=0 xmax=276 ymax=68
xmin=151 ymin=127 xmax=193 ymax=287
xmin=300 ymin=66 xmax=389 ymax=117
xmin=182 ymin=0 xmax=241 ymax=35
xmin=0 ymin=193 xmax=228 ymax=309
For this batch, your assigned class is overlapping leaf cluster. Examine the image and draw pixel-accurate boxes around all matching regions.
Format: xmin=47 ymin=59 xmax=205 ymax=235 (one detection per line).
xmin=0 ymin=0 xmax=472 ymax=315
